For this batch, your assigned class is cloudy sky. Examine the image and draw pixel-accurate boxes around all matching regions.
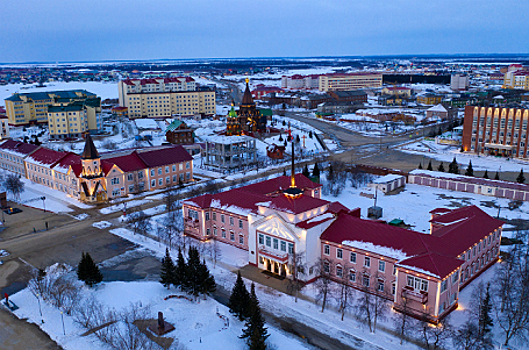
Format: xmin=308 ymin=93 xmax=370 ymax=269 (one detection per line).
xmin=1 ymin=0 xmax=528 ymax=63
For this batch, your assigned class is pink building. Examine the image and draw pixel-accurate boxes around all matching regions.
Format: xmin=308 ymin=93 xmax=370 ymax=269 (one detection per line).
xmin=0 ymin=140 xmax=40 ymax=177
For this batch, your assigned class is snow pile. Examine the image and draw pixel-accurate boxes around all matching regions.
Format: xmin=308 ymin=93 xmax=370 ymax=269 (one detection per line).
xmin=73 ymin=213 xmax=89 ymax=220
xmin=92 ymin=221 xmax=112 ymax=229
xmin=99 ymin=199 xmax=151 ymax=214
xmin=342 ymin=240 xmax=409 ymax=261
xmin=306 ymin=212 xmax=334 ymax=224
xmin=210 ymin=199 xmax=253 ymax=216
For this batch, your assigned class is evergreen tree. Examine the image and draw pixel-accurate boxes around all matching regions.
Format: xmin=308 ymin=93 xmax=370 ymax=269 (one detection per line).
xmin=77 ymin=252 xmax=102 ymax=287
xmin=327 ymin=164 xmax=334 ymax=181
xmin=229 ymin=271 xmax=251 ymax=320
xmin=186 ymin=246 xmax=202 ymax=298
xmin=448 ymin=157 xmax=459 ymax=174
xmin=240 ymin=283 xmax=269 ymax=349
xmin=198 ymin=259 xmax=216 ymax=297
xmin=483 ymin=170 xmax=489 ymax=179
xmin=302 ymin=164 xmax=310 ymax=178
xmin=494 ymin=171 xmax=500 ymax=180
xmin=160 ymin=248 xmax=175 ymax=289
xmin=309 ymin=130 xmax=313 ymax=139
xmin=478 ymin=283 xmax=494 ymax=337
xmin=516 ymin=169 xmax=525 ymax=184
xmin=438 ymin=162 xmax=445 ymax=172
xmin=282 ymin=168 xmax=287 ymax=177
xmin=418 ymin=163 xmax=423 ymax=169
xmin=312 ymin=163 xmax=320 ymax=178
xmin=427 ymin=160 xmax=433 ymax=171
xmin=173 ymin=248 xmax=186 ymax=290
xmin=295 ymin=134 xmax=300 ymax=143
xmin=465 ymin=160 xmax=474 ymax=177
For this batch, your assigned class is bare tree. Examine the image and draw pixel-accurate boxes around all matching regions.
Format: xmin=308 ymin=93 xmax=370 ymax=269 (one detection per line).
xmin=73 ymin=295 xmax=106 ymax=329
xmin=393 ymin=292 xmax=413 ymax=344
xmin=209 ymin=238 xmax=222 ymax=269
xmin=354 ymin=272 xmax=388 ymax=333
xmin=452 ymin=320 xmax=494 ymax=350
xmin=416 ymin=314 xmax=453 ymax=350
xmin=287 ymin=250 xmax=306 ymax=303
xmin=334 ymin=263 xmax=355 ymax=321
xmin=129 ymin=210 xmax=151 ymax=235
xmin=108 ymin=302 xmax=155 ymax=350
xmin=313 ymin=258 xmax=333 ymax=312
xmin=3 ymin=174 xmax=25 ymax=201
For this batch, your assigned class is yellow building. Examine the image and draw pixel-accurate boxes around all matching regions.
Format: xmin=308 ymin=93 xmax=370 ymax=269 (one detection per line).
xmin=417 ymin=93 xmax=443 ymax=106
xmin=503 ymin=70 xmax=529 ymax=90
xmin=318 ymin=72 xmax=382 ymax=92
xmin=47 ymin=98 xmax=100 ymax=139
xmin=118 ymin=78 xmax=215 ymax=118
xmin=381 ymin=86 xmax=412 ymax=97
xmin=4 ymin=90 xmax=99 ymax=126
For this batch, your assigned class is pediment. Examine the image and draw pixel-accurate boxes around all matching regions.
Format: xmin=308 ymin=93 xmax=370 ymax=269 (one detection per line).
xmin=253 ymin=214 xmax=299 ymax=241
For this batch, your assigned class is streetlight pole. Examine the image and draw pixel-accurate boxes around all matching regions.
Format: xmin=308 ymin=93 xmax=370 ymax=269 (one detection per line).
xmin=41 ymin=196 xmax=46 ymax=213
xmin=60 ymin=311 xmax=65 ymax=335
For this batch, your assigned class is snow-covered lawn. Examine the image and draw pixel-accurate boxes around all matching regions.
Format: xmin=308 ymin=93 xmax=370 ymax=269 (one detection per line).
xmin=99 ymin=199 xmax=151 ymax=215
xmin=0 ymin=81 xmax=118 ymax=101
xmin=399 ymin=139 xmax=529 ymax=173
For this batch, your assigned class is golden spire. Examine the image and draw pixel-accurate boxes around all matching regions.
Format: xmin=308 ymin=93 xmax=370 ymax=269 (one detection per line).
xmin=245 ymin=77 xmax=249 ymax=84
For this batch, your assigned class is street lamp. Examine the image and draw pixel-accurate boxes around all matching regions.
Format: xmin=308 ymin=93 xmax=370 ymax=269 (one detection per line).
xmin=41 ymin=196 xmax=46 ymax=213
xmin=60 ymin=311 xmax=65 ymax=335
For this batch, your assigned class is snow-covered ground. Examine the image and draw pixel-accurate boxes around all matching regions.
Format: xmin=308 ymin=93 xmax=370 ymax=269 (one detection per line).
xmin=1 ymin=81 xmax=118 ymax=101
xmin=399 ymin=139 xmax=529 ymax=172
xmin=99 ymin=199 xmax=151 ymax=215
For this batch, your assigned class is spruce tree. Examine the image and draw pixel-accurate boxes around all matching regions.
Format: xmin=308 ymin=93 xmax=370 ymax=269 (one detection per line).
xmin=174 ymin=248 xmax=186 ymax=290
xmin=240 ymin=283 xmax=269 ymax=349
xmin=478 ymin=283 xmax=494 ymax=337
xmin=282 ymin=168 xmax=287 ymax=177
xmin=483 ymin=170 xmax=489 ymax=179
xmin=465 ymin=160 xmax=474 ymax=177
xmin=302 ymin=164 xmax=310 ymax=178
xmin=427 ymin=160 xmax=433 ymax=171
xmin=78 ymin=252 xmax=102 ymax=287
xmin=327 ymin=164 xmax=334 ymax=181
xmin=186 ymin=246 xmax=202 ymax=298
xmin=494 ymin=171 xmax=500 ymax=180
xmin=198 ymin=259 xmax=216 ymax=297
xmin=449 ymin=157 xmax=459 ymax=174
xmin=418 ymin=163 xmax=423 ymax=169
xmin=312 ymin=163 xmax=320 ymax=178
xmin=438 ymin=162 xmax=445 ymax=172
xmin=160 ymin=248 xmax=175 ymax=289
xmin=309 ymin=130 xmax=313 ymax=139
xmin=516 ymin=169 xmax=525 ymax=184
xmin=229 ymin=271 xmax=251 ymax=320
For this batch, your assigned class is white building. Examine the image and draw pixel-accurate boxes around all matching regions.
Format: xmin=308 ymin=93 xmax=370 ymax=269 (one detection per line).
xmin=368 ymin=174 xmax=406 ymax=194
xmin=451 ymin=74 xmax=469 ymax=91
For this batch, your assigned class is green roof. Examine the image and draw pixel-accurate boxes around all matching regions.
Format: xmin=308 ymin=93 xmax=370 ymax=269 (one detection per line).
xmin=165 ymin=119 xmax=183 ymax=132
xmin=228 ymin=106 xmax=237 ymax=118
xmin=259 ymin=108 xmax=273 ymax=117
xmin=5 ymin=94 xmax=23 ymax=102
xmin=388 ymin=219 xmax=404 ymax=226
xmin=4 ymin=89 xmax=97 ymax=103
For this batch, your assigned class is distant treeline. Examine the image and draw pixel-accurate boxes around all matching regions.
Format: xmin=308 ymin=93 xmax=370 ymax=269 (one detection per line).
xmin=383 ymin=74 xmax=451 ymax=85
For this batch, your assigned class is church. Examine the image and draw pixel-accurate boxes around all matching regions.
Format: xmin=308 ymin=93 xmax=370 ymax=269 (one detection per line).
xmin=226 ymin=79 xmax=267 ymax=136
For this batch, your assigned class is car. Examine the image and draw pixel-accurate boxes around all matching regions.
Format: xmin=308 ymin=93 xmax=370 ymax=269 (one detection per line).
xmin=3 ymin=207 xmax=22 ymax=215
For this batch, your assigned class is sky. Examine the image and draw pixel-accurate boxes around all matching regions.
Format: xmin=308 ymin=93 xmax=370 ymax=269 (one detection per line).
xmin=1 ymin=0 xmax=528 ymax=63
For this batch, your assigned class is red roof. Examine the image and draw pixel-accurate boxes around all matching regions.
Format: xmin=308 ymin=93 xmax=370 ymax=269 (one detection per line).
xmin=0 ymin=139 xmax=39 ymax=156
xmin=137 ymin=145 xmax=192 ymax=168
xmin=52 ymin=152 xmax=82 ymax=176
xmin=239 ymin=174 xmax=321 ymax=195
xmin=26 ymin=148 xmax=68 ymax=166
xmin=429 ymin=208 xmax=452 ymax=214
xmin=266 ymin=194 xmax=329 ymax=214
xmin=184 ymin=189 xmax=266 ymax=215
xmin=252 ymin=86 xmax=283 ymax=92
xmin=397 ymin=252 xmax=463 ymax=279
xmin=106 ymin=151 xmax=146 ymax=172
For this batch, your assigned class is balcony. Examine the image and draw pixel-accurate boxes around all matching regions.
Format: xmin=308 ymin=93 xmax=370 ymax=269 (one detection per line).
xmin=402 ymin=288 xmax=428 ymax=304
xmin=184 ymin=217 xmax=199 ymax=229
xmin=258 ymin=246 xmax=288 ymax=263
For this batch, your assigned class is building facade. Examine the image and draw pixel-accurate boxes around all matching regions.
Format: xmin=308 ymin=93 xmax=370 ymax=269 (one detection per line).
xmin=462 ymin=106 xmax=529 ymax=158
xmin=281 ymin=75 xmax=320 ymax=90
xmin=450 ymin=74 xmax=469 ymax=91
xmin=118 ymin=78 xmax=215 ymax=118
xmin=203 ymin=135 xmax=257 ymax=172
xmin=226 ymin=80 xmax=267 ymax=135
xmin=165 ymin=120 xmax=194 ymax=145
xmin=0 ymin=140 xmax=40 ymax=177
xmin=182 ymin=173 xmax=503 ymax=322
xmin=503 ymin=64 xmax=529 ymax=90
xmin=318 ymin=73 xmax=383 ymax=92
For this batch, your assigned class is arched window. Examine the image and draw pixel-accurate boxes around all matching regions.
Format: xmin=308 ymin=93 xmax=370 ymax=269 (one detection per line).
xmin=336 ymin=265 xmax=343 ymax=278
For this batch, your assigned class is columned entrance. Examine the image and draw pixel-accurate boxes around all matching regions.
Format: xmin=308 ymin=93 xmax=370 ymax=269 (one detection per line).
xmin=263 ymin=257 xmax=287 ymax=277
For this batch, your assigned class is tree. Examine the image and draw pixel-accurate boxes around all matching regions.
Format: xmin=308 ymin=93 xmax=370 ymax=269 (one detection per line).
xmin=77 ymin=252 xmax=103 ymax=287
xmin=465 ymin=160 xmax=474 ymax=177
xmin=312 ymin=163 xmax=320 ymax=178
xmin=198 ymin=259 xmax=216 ymax=297
xmin=449 ymin=157 xmax=459 ymax=174
xmin=393 ymin=293 xmax=413 ymax=344
xmin=229 ymin=271 xmax=251 ymax=320
xmin=286 ymin=250 xmax=306 ymax=303
xmin=478 ymin=283 xmax=493 ymax=338
xmin=160 ymin=248 xmax=175 ymax=289
xmin=335 ymin=263 xmax=355 ymax=321
xmin=282 ymin=168 xmax=287 ymax=177
xmin=240 ymin=283 xmax=269 ymax=350
xmin=327 ymin=164 xmax=335 ymax=181
xmin=516 ymin=169 xmax=525 ymax=184
xmin=309 ymin=130 xmax=313 ymax=138
xmin=302 ymin=164 xmax=310 ymax=178
xmin=416 ymin=315 xmax=452 ymax=350
xmin=313 ymin=259 xmax=333 ymax=312
xmin=453 ymin=321 xmax=493 ymax=350
xmin=418 ymin=163 xmax=423 ymax=169
xmin=185 ymin=246 xmax=202 ymax=298
xmin=130 ymin=210 xmax=151 ymax=235
xmin=438 ymin=162 xmax=445 ymax=172
xmin=355 ymin=273 xmax=388 ymax=333
xmin=3 ymin=174 xmax=25 ymax=201
xmin=494 ymin=171 xmax=500 ymax=180
xmin=483 ymin=170 xmax=489 ymax=179
xmin=173 ymin=248 xmax=186 ymax=290
xmin=427 ymin=160 xmax=433 ymax=171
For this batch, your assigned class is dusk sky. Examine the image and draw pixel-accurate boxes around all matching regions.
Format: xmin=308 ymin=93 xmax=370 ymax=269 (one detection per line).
xmin=1 ymin=0 xmax=528 ymax=63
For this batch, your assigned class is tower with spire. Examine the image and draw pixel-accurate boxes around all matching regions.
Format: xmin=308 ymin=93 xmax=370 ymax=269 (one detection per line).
xmin=227 ymin=78 xmax=266 ymax=135
xmin=79 ymin=134 xmax=107 ymax=202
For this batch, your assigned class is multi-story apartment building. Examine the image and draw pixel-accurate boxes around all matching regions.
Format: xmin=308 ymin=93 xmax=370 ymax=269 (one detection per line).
xmin=4 ymin=90 xmax=100 ymax=128
xmin=0 ymin=115 xmax=10 ymax=140
xmin=47 ymin=98 xmax=101 ymax=139
xmin=503 ymin=64 xmax=529 ymax=90
xmin=0 ymin=139 xmax=40 ymax=177
xmin=281 ymin=75 xmax=320 ymax=90
xmin=450 ymin=73 xmax=469 ymax=91
xmin=182 ymin=172 xmax=502 ymax=323
xmin=117 ymin=78 xmax=215 ymax=118
xmin=462 ymin=106 xmax=529 ymax=158
xmin=318 ymin=72 xmax=382 ymax=92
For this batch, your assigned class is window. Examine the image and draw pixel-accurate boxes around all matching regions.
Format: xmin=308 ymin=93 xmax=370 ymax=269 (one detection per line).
xmin=158 ymin=168 xmax=162 ymax=175
xmin=221 ymin=229 xmax=226 ymax=238
xmin=379 ymin=261 xmax=385 ymax=272
xmin=127 ymin=174 xmax=133 ymax=181
xmin=266 ymin=236 xmax=271 ymax=247
xmin=205 ymin=212 xmax=210 ymax=221
xmin=441 ymin=279 xmax=448 ymax=293
xmin=173 ymin=175 xmax=177 ymax=182
xmin=186 ymin=162 xmax=190 ymax=169
xmin=337 ymin=248 xmax=343 ymax=259
xmin=166 ymin=177 xmax=170 ymax=184
xmin=323 ymin=262 xmax=330 ymax=273
xmin=273 ymin=238 xmax=278 ymax=249
xmin=213 ymin=212 xmax=216 ymax=221
xmin=288 ymin=243 xmax=294 ymax=254
xmin=111 ymin=178 xmax=119 ymax=185
xmin=206 ymin=228 xmax=210 ymax=236
xmin=128 ymin=185 xmax=134 ymax=192
xmin=324 ymin=244 xmax=330 ymax=255
xmin=349 ymin=270 xmax=356 ymax=282
xmin=165 ymin=166 xmax=169 ymax=173
xmin=350 ymin=252 xmax=356 ymax=264
xmin=138 ymin=172 xmax=144 ymax=179
xmin=239 ymin=219 xmax=243 ymax=229
xmin=172 ymin=165 xmax=176 ymax=172
xmin=259 ymin=234 xmax=264 ymax=245
xmin=158 ymin=178 xmax=163 ymax=186
xmin=392 ymin=283 xmax=396 ymax=295
xmin=336 ymin=266 xmax=343 ymax=278
xmin=230 ymin=231 xmax=235 ymax=241
xmin=407 ymin=276 xmax=428 ymax=292
xmin=150 ymin=169 xmax=155 ymax=177
xmin=213 ymin=228 xmax=217 ymax=236
xmin=377 ymin=280 xmax=385 ymax=292
xmin=363 ymin=274 xmax=370 ymax=287
xmin=364 ymin=256 xmax=371 ymax=268
xmin=221 ymin=214 xmax=225 ymax=223
xmin=239 ymin=235 xmax=244 ymax=244
xmin=393 ymin=266 xmax=397 ymax=275
xmin=280 ymin=241 xmax=286 ymax=252
xmin=229 ymin=217 xmax=234 ymax=226
xmin=452 ymin=272 xmax=459 ymax=284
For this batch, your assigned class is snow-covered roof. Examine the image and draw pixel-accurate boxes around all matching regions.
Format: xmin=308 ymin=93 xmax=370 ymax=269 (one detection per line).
xmin=204 ymin=135 xmax=254 ymax=145
xmin=427 ymin=104 xmax=447 ymax=113
xmin=372 ymin=174 xmax=404 ymax=184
